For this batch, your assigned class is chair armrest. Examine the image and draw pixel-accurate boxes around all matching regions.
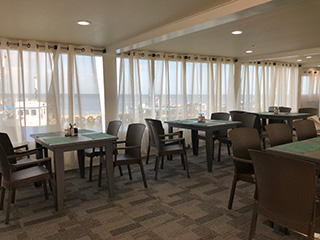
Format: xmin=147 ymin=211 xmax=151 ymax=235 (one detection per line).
xmin=14 ymin=148 xmax=42 ymax=157
xmin=11 ymin=157 xmax=51 ymax=169
xmin=233 ymin=157 xmax=252 ymax=164
xmin=114 ymin=140 xmax=126 ymax=145
xmin=13 ymin=144 xmax=29 ymax=151
xmin=115 ymin=145 xmax=140 ymax=150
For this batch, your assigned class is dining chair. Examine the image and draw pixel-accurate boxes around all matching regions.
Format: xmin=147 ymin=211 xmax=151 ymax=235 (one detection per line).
xmin=198 ymin=112 xmax=230 ymax=160
xmin=228 ymin=127 xmax=261 ymax=210
xmin=248 ymin=150 xmax=320 ymax=240
xmin=85 ymin=120 xmax=122 ymax=182
xmin=265 ymin=123 xmax=293 ymax=147
xmin=149 ymin=119 xmax=189 ymax=179
xmin=0 ymin=145 xmax=56 ymax=224
xmin=293 ymin=119 xmax=317 ymax=141
xmin=298 ymin=107 xmax=319 ymax=116
xmin=145 ymin=118 xmax=183 ymax=165
xmin=216 ymin=112 xmax=257 ymax=162
xmin=0 ymin=132 xmax=46 ymax=188
xmin=229 ymin=110 xmax=247 ymax=120
xmin=98 ymin=123 xmax=147 ymax=188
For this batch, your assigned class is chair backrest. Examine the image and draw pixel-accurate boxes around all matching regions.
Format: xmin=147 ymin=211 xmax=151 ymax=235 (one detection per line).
xmin=231 ymin=112 xmax=257 ymax=129
xmin=293 ymin=119 xmax=317 ymax=141
xmin=229 ymin=128 xmax=261 ymax=160
xmin=211 ymin=112 xmax=230 ymax=136
xmin=0 ymin=144 xmax=11 ymax=182
xmin=125 ymin=123 xmax=146 ymax=157
xmin=0 ymin=132 xmax=16 ymax=162
xmin=298 ymin=107 xmax=319 ymax=116
xmin=145 ymin=118 xmax=157 ymax=147
xmin=107 ymin=120 xmax=122 ymax=136
xmin=211 ymin=112 xmax=230 ymax=121
xmin=148 ymin=119 xmax=167 ymax=150
xmin=265 ymin=123 xmax=293 ymax=147
xmin=229 ymin=110 xmax=246 ymax=120
xmin=249 ymin=150 xmax=316 ymax=235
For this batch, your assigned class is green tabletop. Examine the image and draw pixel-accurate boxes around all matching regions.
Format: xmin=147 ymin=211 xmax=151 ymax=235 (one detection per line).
xmin=32 ymin=132 xmax=60 ymax=138
xmin=308 ymin=137 xmax=320 ymax=143
xmin=84 ymin=133 xmax=115 ymax=139
xmin=273 ymin=141 xmax=320 ymax=154
xmin=43 ymin=137 xmax=77 ymax=145
xmin=78 ymin=129 xmax=95 ymax=133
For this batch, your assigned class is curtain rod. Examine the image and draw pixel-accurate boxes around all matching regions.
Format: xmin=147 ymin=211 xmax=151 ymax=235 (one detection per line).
xmin=3 ymin=41 xmax=106 ymax=54
xmin=248 ymin=61 xmax=301 ymax=67
xmin=125 ymin=51 xmax=238 ymax=62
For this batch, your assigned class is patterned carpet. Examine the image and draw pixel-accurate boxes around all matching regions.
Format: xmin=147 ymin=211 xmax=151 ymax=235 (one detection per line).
xmin=0 ymin=146 xmax=318 ymax=240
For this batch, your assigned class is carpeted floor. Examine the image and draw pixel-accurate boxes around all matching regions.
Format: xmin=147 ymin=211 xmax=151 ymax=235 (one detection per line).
xmin=0 ymin=146 xmax=318 ymax=240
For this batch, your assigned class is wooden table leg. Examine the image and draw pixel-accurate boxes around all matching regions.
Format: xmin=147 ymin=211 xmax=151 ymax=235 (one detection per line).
xmin=54 ymin=150 xmax=64 ymax=211
xmin=191 ymin=130 xmax=199 ymax=156
xmin=205 ymin=130 xmax=214 ymax=172
xmin=77 ymin=149 xmax=85 ymax=178
xmin=105 ymin=142 xmax=114 ymax=198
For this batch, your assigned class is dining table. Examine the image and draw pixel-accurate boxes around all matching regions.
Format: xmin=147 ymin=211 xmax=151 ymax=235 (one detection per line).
xmin=266 ymin=137 xmax=320 ymax=170
xmin=165 ymin=119 xmax=240 ymax=172
xmin=30 ymin=129 xmax=117 ymax=211
xmin=257 ymin=112 xmax=314 ymax=129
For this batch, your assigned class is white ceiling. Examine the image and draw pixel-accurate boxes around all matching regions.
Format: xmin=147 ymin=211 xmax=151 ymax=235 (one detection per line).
xmin=1 ymin=0 xmax=319 ymax=67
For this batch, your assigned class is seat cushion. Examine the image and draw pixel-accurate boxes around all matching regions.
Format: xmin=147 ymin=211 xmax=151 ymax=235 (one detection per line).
xmin=13 ymin=166 xmax=49 ymax=182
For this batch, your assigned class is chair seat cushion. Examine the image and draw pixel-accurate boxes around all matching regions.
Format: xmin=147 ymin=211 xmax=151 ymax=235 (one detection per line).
xmin=13 ymin=166 xmax=49 ymax=182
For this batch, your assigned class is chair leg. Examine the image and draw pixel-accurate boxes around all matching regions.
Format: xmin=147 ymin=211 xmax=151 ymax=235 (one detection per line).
xmin=248 ymin=210 xmax=258 ymax=240
xmin=139 ymin=161 xmax=148 ymax=188
xmin=181 ymin=154 xmax=186 ymax=170
xmin=228 ymin=175 xmax=237 ymax=209
xmin=5 ymin=189 xmax=13 ymax=224
xmin=146 ymin=145 xmax=151 ymax=164
xmin=218 ymin=141 xmax=222 ymax=162
xmin=98 ymin=162 xmax=103 ymax=187
xmin=160 ymin=156 xmax=164 ymax=169
xmin=118 ymin=166 xmax=123 ymax=176
xmin=127 ymin=165 xmax=132 ymax=180
xmin=227 ymin=144 xmax=231 ymax=155
xmin=155 ymin=156 xmax=160 ymax=180
xmin=43 ymin=180 xmax=49 ymax=200
xmin=0 ymin=187 xmax=5 ymax=210
xmin=11 ymin=190 xmax=16 ymax=204
xmin=89 ymin=156 xmax=94 ymax=182
xmin=184 ymin=153 xmax=190 ymax=178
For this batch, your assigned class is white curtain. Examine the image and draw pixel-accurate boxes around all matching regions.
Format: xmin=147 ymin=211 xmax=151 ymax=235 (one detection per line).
xmin=239 ymin=62 xmax=299 ymax=112
xmin=300 ymin=69 xmax=320 ymax=110
xmin=117 ymin=51 xmax=236 ymax=149
xmin=0 ymin=39 xmax=104 ymax=169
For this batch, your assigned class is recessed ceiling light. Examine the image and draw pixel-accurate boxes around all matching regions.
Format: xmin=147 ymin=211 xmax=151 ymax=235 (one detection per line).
xmin=306 ymin=56 xmax=312 ymax=59
xmin=232 ymin=30 xmax=242 ymax=35
xmin=246 ymin=50 xmax=253 ymax=54
xmin=297 ymin=59 xmax=302 ymax=62
xmin=77 ymin=20 xmax=90 ymax=26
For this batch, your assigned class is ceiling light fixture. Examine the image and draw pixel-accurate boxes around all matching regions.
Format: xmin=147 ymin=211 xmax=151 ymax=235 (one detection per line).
xmin=246 ymin=50 xmax=253 ymax=54
xmin=306 ymin=56 xmax=312 ymax=59
xmin=297 ymin=59 xmax=302 ymax=62
xmin=77 ymin=20 xmax=90 ymax=26
xmin=232 ymin=30 xmax=242 ymax=35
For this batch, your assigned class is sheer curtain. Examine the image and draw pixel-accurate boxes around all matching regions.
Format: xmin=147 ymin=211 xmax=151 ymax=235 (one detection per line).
xmin=117 ymin=51 xmax=236 ymax=148
xmin=239 ymin=62 xmax=299 ymax=112
xmin=0 ymin=39 xmax=104 ymax=169
xmin=301 ymin=69 xmax=320 ymax=110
